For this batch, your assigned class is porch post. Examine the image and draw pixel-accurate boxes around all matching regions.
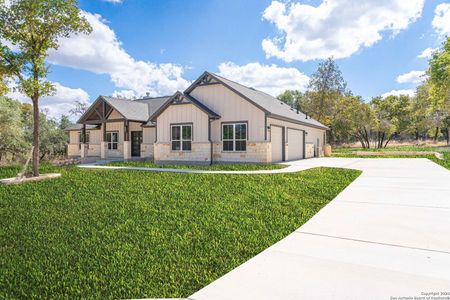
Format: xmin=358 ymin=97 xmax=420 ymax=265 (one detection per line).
xmin=101 ymin=122 xmax=108 ymax=159
xmin=123 ymin=120 xmax=131 ymax=160
xmin=80 ymin=124 xmax=88 ymax=159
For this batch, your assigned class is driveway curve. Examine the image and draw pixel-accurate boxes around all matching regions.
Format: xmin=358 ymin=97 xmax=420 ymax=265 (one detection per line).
xmin=189 ymin=158 xmax=450 ymax=300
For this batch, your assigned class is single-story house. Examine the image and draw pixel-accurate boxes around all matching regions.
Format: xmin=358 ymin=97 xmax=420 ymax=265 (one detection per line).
xmin=66 ymin=71 xmax=328 ymax=165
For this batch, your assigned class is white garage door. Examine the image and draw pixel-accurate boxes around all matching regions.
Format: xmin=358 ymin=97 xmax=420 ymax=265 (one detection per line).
xmin=287 ymin=129 xmax=303 ymax=161
xmin=271 ymin=126 xmax=284 ymax=162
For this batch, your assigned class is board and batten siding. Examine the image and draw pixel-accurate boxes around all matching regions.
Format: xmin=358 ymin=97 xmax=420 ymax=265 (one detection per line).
xmin=143 ymin=127 xmax=155 ymax=144
xmin=190 ymin=84 xmax=266 ymax=142
xmin=267 ymin=117 xmax=326 ymax=149
xmin=156 ymin=103 xmax=209 ymax=143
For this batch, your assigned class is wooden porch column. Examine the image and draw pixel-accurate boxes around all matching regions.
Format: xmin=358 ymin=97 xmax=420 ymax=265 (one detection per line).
xmin=101 ymin=122 xmax=107 ymax=159
xmin=123 ymin=120 xmax=131 ymax=160
xmin=80 ymin=124 xmax=88 ymax=159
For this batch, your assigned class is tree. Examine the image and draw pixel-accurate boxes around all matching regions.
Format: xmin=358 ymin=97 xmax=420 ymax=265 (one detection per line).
xmin=428 ymin=37 xmax=450 ymax=144
xmin=0 ymin=0 xmax=91 ymax=176
xmin=69 ymin=100 xmax=88 ymax=117
xmin=0 ymin=96 xmax=28 ymax=161
xmin=332 ymin=95 xmax=375 ymax=148
xmin=304 ymin=58 xmax=347 ymax=143
xmin=410 ymin=83 xmax=432 ymax=141
xmin=371 ymin=95 xmax=412 ymax=148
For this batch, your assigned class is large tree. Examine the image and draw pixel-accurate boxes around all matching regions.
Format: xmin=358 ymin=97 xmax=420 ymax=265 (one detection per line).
xmin=428 ymin=37 xmax=450 ymax=144
xmin=371 ymin=95 xmax=412 ymax=148
xmin=0 ymin=0 xmax=91 ymax=176
xmin=303 ymin=58 xmax=347 ymax=143
xmin=332 ymin=95 xmax=375 ymax=148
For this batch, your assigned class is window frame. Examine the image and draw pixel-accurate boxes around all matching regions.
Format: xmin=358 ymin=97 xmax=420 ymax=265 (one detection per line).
xmin=222 ymin=122 xmax=247 ymax=152
xmin=78 ymin=131 xmax=90 ymax=149
xmin=105 ymin=131 xmax=119 ymax=150
xmin=170 ymin=123 xmax=193 ymax=152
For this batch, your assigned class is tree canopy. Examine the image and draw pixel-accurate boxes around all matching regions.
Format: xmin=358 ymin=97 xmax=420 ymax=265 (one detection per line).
xmin=0 ymin=0 xmax=91 ymax=175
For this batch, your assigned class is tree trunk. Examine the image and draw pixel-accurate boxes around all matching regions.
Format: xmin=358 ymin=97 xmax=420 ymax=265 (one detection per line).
xmin=447 ymin=128 xmax=450 ymax=145
xmin=32 ymin=97 xmax=40 ymax=177
xmin=434 ymin=127 xmax=439 ymax=142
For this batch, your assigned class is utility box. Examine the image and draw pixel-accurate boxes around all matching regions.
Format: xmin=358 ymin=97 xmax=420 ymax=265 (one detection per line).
xmin=324 ymin=144 xmax=332 ymax=157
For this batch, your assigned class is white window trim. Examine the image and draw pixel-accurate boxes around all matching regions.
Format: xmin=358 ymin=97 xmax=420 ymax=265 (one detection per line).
xmin=106 ymin=131 xmax=119 ymax=150
xmin=171 ymin=124 xmax=192 ymax=152
xmin=222 ymin=123 xmax=247 ymax=152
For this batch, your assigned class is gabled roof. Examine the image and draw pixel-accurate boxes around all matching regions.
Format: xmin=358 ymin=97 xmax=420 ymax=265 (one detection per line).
xmin=78 ymin=95 xmax=170 ymax=124
xmin=145 ymin=91 xmax=220 ymax=125
xmin=185 ymin=71 xmax=328 ymax=130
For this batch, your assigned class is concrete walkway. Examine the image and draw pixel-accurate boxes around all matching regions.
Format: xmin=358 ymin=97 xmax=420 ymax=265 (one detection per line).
xmin=188 ymin=158 xmax=450 ymax=300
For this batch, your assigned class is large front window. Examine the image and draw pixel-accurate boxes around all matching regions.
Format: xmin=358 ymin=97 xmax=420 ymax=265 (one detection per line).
xmin=222 ymin=123 xmax=247 ymax=152
xmin=106 ymin=132 xmax=118 ymax=150
xmin=171 ymin=124 xmax=192 ymax=151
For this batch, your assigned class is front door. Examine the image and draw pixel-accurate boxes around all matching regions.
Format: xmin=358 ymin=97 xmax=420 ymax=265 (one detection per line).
xmin=131 ymin=131 xmax=142 ymax=157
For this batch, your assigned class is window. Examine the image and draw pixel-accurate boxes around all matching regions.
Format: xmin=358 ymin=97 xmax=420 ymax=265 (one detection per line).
xmin=171 ymin=124 xmax=192 ymax=151
xmin=222 ymin=123 xmax=247 ymax=152
xmin=78 ymin=131 xmax=90 ymax=149
xmin=106 ymin=132 xmax=118 ymax=150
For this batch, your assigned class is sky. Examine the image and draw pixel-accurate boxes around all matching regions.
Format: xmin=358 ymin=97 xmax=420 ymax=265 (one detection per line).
xmin=6 ymin=0 xmax=450 ymax=119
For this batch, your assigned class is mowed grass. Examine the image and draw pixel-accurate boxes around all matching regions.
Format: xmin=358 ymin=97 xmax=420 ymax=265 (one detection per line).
xmin=104 ymin=161 xmax=287 ymax=171
xmin=0 ymin=165 xmax=360 ymax=299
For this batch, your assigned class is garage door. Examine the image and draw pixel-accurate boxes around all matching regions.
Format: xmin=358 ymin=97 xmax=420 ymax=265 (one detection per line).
xmin=287 ymin=128 xmax=303 ymax=161
xmin=271 ymin=126 xmax=284 ymax=162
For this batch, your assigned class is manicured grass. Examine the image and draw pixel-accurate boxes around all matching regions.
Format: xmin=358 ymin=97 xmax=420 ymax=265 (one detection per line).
xmin=333 ymin=144 xmax=450 ymax=153
xmin=0 ymin=165 xmax=360 ymax=299
xmin=104 ymin=161 xmax=287 ymax=171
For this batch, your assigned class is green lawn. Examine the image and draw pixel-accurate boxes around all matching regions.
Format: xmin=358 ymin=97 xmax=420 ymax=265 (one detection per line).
xmin=0 ymin=164 xmax=360 ymax=299
xmin=333 ymin=144 xmax=450 ymax=153
xmin=104 ymin=161 xmax=287 ymax=171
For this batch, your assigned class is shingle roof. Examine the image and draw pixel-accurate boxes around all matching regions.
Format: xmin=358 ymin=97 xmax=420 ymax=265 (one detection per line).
xmin=65 ymin=124 xmax=100 ymax=131
xmin=101 ymin=96 xmax=151 ymax=121
xmin=207 ymin=73 xmax=328 ymax=130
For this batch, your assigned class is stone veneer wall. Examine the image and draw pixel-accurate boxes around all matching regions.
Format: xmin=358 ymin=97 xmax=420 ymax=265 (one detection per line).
xmin=212 ymin=141 xmax=271 ymax=164
xmin=141 ymin=143 xmax=154 ymax=159
xmin=154 ymin=142 xmax=211 ymax=165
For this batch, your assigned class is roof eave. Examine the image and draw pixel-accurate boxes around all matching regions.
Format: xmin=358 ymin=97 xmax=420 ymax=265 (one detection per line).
xmin=268 ymin=113 xmax=329 ymax=130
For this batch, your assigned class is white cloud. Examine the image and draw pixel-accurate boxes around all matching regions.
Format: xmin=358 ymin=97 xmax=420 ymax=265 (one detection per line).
xmin=48 ymin=12 xmax=190 ymax=97
xmin=103 ymin=0 xmax=123 ymax=3
xmin=432 ymin=3 xmax=450 ymax=37
xmin=217 ymin=62 xmax=310 ymax=96
xmin=6 ymin=82 xmax=90 ymax=120
xmin=381 ymin=89 xmax=415 ymax=98
xmin=112 ymin=90 xmax=138 ymax=99
xmin=417 ymin=47 xmax=437 ymax=59
xmin=396 ymin=70 xmax=426 ymax=84
xmin=262 ymin=0 xmax=424 ymax=62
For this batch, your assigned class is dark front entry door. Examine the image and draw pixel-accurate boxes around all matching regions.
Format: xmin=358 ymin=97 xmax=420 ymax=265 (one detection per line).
xmin=131 ymin=131 xmax=143 ymax=157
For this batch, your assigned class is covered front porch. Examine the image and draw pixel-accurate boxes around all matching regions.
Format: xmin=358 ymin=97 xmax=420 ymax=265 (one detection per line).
xmin=75 ymin=96 xmax=148 ymax=160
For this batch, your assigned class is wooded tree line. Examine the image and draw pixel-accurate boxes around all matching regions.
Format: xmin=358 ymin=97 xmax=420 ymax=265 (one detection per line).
xmin=0 ymin=96 xmax=70 ymax=163
xmin=278 ymin=38 xmax=450 ymax=148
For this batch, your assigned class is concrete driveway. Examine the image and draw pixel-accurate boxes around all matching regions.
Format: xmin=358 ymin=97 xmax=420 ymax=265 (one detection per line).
xmin=190 ymin=158 xmax=450 ymax=300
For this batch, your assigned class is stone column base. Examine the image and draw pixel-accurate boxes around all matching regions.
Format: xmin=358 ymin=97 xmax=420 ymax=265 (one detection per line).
xmin=123 ymin=141 xmax=131 ymax=160
xmin=80 ymin=144 xmax=88 ymax=158
xmin=100 ymin=142 xmax=108 ymax=159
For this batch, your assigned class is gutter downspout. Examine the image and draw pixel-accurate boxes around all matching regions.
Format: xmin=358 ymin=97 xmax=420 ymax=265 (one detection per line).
xmin=209 ymin=118 xmax=213 ymax=165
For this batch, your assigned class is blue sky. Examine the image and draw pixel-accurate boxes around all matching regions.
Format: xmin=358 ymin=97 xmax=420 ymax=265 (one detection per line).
xmin=8 ymin=0 xmax=450 ymax=118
